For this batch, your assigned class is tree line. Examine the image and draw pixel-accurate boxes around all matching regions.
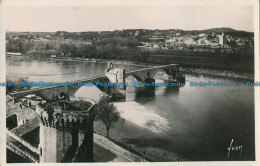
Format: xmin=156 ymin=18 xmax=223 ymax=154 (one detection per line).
xmin=6 ymin=37 xmax=150 ymax=62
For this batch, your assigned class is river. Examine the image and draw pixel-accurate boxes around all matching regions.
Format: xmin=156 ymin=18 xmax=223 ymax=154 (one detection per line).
xmin=6 ymin=56 xmax=255 ymax=161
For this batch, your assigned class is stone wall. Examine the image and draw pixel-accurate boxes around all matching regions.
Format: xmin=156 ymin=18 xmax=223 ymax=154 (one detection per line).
xmin=39 ymin=124 xmax=73 ymax=162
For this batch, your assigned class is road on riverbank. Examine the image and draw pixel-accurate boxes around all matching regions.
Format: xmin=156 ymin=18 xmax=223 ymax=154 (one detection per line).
xmin=94 ymin=133 xmax=145 ymax=162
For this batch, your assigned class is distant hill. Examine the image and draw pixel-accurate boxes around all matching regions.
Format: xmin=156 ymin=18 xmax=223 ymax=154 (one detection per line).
xmin=200 ymin=27 xmax=239 ymax=33
xmin=180 ymin=27 xmax=253 ymax=37
xmin=6 ymin=27 xmax=253 ymax=40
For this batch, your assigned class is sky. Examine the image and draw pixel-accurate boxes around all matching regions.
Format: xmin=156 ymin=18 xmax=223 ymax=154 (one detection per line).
xmin=5 ymin=6 xmax=254 ymax=32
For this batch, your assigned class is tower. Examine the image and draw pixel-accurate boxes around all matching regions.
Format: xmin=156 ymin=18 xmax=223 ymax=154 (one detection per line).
xmin=105 ymin=62 xmax=125 ymax=84
xmin=36 ymin=101 xmax=97 ymax=163
xmin=105 ymin=62 xmax=126 ymax=98
xmin=218 ymin=32 xmax=227 ymax=46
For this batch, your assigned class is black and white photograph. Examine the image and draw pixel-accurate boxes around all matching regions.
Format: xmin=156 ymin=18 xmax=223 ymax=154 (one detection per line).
xmin=0 ymin=0 xmax=259 ymax=165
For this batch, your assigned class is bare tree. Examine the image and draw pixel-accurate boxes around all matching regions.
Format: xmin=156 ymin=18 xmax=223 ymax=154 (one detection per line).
xmin=96 ymin=98 xmax=120 ymax=138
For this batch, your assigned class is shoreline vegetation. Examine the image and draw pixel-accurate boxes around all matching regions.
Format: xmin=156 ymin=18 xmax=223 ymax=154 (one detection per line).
xmin=6 ymin=28 xmax=254 ymax=74
xmin=7 ymin=54 xmax=254 ymax=80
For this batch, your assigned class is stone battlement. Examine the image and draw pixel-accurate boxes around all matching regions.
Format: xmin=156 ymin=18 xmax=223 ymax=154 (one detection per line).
xmin=36 ymin=102 xmax=97 ymax=129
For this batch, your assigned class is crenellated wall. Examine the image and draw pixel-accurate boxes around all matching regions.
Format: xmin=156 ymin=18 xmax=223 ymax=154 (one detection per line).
xmin=37 ymin=101 xmax=97 ymax=163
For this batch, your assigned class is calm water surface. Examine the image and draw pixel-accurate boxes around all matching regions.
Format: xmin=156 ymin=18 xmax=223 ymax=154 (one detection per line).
xmin=6 ymin=57 xmax=255 ymax=161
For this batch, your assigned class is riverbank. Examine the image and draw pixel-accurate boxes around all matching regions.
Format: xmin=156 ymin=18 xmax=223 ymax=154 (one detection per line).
xmin=94 ymin=120 xmax=186 ymax=162
xmin=8 ymin=55 xmax=254 ymax=80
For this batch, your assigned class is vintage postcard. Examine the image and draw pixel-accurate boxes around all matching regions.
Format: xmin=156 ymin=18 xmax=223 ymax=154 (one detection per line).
xmin=0 ymin=0 xmax=259 ymax=166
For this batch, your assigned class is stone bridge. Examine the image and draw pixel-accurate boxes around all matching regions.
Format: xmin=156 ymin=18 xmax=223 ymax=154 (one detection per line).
xmin=10 ymin=76 xmax=109 ymax=102
xmin=106 ymin=62 xmax=184 ymax=83
xmin=10 ymin=63 xmax=184 ymax=102
xmin=125 ymin=64 xmax=181 ymax=82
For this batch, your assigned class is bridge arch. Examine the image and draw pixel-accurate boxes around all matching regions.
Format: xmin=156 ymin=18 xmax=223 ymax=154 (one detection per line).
xmin=125 ymin=74 xmax=143 ymax=82
xmin=73 ymin=86 xmax=102 ymax=102
xmin=11 ymin=86 xmax=70 ymax=102
xmin=58 ymin=92 xmax=66 ymax=99
xmin=150 ymin=67 xmax=171 ymax=79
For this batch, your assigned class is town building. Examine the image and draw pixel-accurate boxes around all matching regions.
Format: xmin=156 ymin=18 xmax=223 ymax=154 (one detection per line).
xmin=218 ymin=32 xmax=227 ymax=46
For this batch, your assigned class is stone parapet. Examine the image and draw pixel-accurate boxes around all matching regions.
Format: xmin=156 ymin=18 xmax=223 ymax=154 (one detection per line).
xmin=36 ymin=103 xmax=97 ymax=129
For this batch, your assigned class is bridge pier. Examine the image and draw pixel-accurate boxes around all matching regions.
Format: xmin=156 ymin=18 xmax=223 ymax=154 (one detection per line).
xmin=111 ymin=86 xmax=127 ymax=99
xmin=163 ymin=73 xmax=185 ymax=84
xmin=133 ymin=78 xmax=155 ymax=97
xmin=105 ymin=62 xmax=185 ymax=99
